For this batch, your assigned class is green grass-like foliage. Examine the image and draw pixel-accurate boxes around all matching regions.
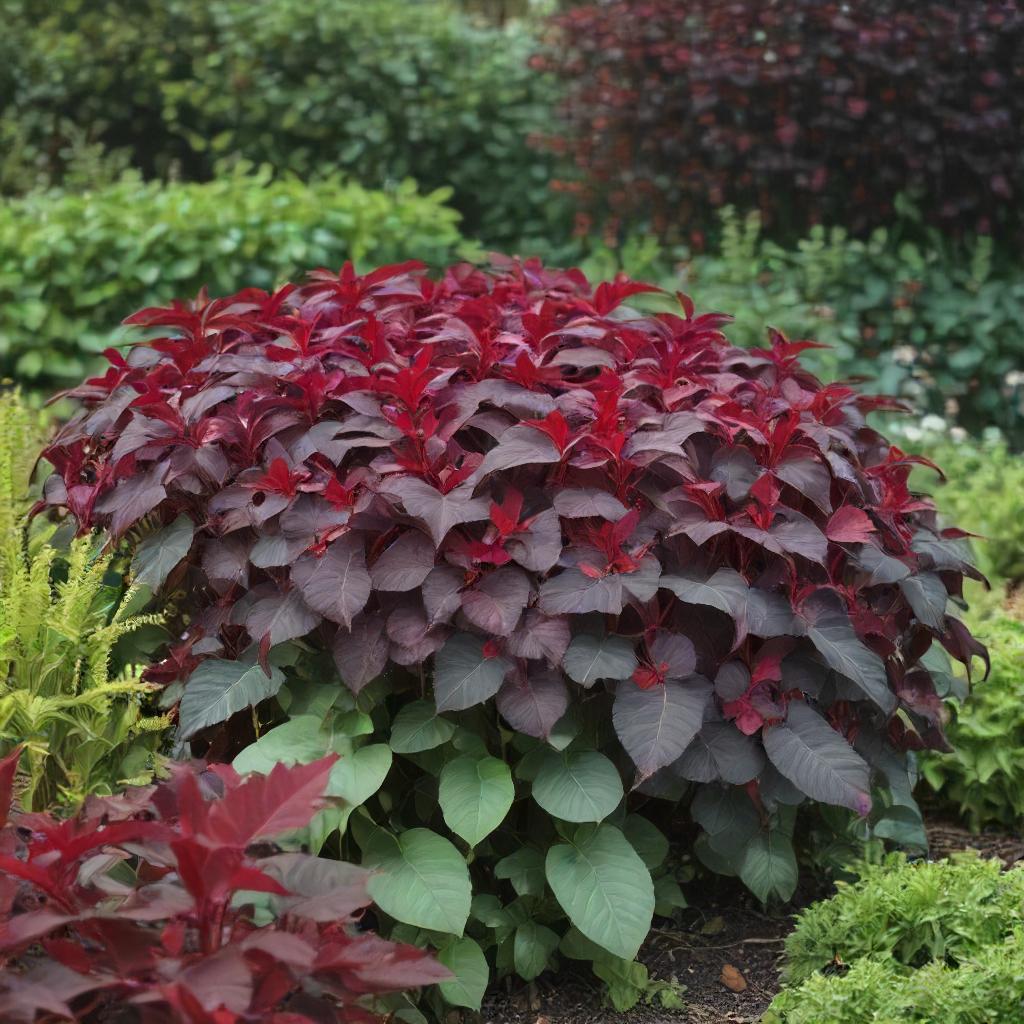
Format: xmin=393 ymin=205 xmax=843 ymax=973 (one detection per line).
xmin=921 ymin=609 xmax=1024 ymax=830
xmin=0 ymin=170 xmax=466 ymax=386
xmin=0 ymin=394 xmax=168 ymax=810
xmin=766 ymin=854 xmax=1024 ymax=1023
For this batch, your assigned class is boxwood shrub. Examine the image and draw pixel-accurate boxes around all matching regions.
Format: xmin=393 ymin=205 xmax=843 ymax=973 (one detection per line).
xmin=37 ymin=259 xmax=984 ymax=1006
xmin=0 ymin=170 xmax=465 ymax=387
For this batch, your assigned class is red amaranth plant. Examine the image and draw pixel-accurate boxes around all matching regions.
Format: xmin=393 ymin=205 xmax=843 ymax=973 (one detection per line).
xmin=0 ymin=746 xmax=448 ymax=1024
xmin=37 ymin=258 xmax=985 ymax=915
xmin=534 ymin=0 xmax=1024 ymax=241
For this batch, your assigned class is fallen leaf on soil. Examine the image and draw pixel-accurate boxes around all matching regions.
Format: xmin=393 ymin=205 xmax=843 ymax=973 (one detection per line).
xmin=701 ymin=915 xmax=726 ymax=935
xmin=720 ymin=964 xmax=748 ymax=992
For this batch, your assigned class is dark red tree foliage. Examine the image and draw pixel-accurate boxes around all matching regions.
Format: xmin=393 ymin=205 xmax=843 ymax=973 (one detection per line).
xmin=38 ymin=258 xmax=984 ymax=816
xmin=0 ymin=747 xmax=448 ymax=1024
xmin=534 ymin=0 xmax=1024 ymax=241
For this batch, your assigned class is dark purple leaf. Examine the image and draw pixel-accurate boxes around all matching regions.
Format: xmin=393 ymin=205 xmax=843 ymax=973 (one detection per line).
xmin=461 ymin=566 xmax=531 ymax=637
xmin=369 ymin=529 xmax=436 ymax=592
xmin=497 ymin=666 xmax=570 ymax=739
xmin=291 ymin=534 xmax=371 ymax=628
xmin=332 ymin=614 xmax=389 ymax=694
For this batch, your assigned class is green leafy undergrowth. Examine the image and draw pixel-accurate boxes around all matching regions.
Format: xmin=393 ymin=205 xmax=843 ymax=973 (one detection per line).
xmin=229 ymin=676 xmax=689 ymax=1013
xmin=765 ymin=854 xmax=1024 ymax=1023
xmin=921 ymin=609 xmax=1024 ymax=829
xmin=0 ymin=169 xmax=466 ymax=387
xmin=0 ymin=394 xmax=170 ymax=810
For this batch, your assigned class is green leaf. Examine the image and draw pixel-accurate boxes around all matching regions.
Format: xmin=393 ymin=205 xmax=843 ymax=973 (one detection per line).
xmin=326 ymin=743 xmax=392 ymax=806
xmin=514 ymin=921 xmax=560 ymax=981
xmin=739 ymin=830 xmax=798 ymax=903
xmin=494 ymin=847 xmax=546 ymax=897
xmin=131 ymin=513 xmax=194 ymax=590
xmin=623 ymin=814 xmax=669 ymax=869
xmin=390 ymin=699 xmax=456 ymax=754
xmin=438 ymin=755 xmax=515 ymax=847
xmin=179 ymin=658 xmax=285 ymax=739
xmin=545 ymin=824 xmax=655 ymax=959
xmin=434 ymin=632 xmax=512 ymax=712
xmin=532 ymin=749 xmax=623 ymax=823
xmin=359 ymin=826 xmax=471 ymax=936
xmin=653 ymin=875 xmax=688 ymax=916
xmin=233 ymin=716 xmax=329 ymax=774
xmin=437 ymin=936 xmax=489 ymax=1010
xmin=562 ymin=633 xmax=637 ymax=686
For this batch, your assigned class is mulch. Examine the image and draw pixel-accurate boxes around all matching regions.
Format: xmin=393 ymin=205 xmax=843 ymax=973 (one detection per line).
xmin=479 ymin=818 xmax=1024 ymax=1024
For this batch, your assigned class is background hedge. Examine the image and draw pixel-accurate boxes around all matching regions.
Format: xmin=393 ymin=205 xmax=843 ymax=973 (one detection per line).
xmin=0 ymin=0 xmax=568 ymax=248
xmin=0 ymin=170 xmax=467 ymax=384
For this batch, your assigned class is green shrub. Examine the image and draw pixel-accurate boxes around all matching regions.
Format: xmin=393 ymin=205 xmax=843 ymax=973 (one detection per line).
xmin=921 ymin=610 xmax=1024 ymax=830
xmin=765 ymin=855 xmax=1024 ymax=1024
xmin=0 ymin=394 xmax=169 ymax=811
xmin=0 ymin=0 xmax=568 ymax=247
xmin=0 ymin=169 xmax=466 ymax=385
xmin=899 ymin=424 xmax=1024 ymax=588
xmin=596 ymin=209 xmax=1024 ymax=444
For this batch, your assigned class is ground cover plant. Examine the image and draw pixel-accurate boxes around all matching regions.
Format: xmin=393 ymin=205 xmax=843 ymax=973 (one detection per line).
xmin=35 ymin=258 xmax=985 ymax=1005
xmin=0 ymin=747 xmax=448 ymax=1022
xmin=537 ymin=0 xmax=1024 ymax=242
xmin=0 ymin=393 xmax=169 ymax=811
xmin=764 ymin=853 xmax=1024 ymax=1023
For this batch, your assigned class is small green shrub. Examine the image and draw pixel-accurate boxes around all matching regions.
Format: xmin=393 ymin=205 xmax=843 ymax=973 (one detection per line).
xmin=765 ymin=854 xmax=1024 ymax=1024
xmin=921 ymin=610 xmax=1024 ymax=829
xmin=0 ymin=394 xmax=169 ymax=811
xmin=899 ymin=424 xmax=1024 ymax=588
xmin=0 ymin=0 xmax=567 ymax=246
xmin=0 ymin=170 xmax=466 ymax=386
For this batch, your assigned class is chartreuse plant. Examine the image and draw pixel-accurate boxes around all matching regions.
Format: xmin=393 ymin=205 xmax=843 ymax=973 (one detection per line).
xmin=0 ymin=747 xmax=448 ymax=1023
xmin=39 ymin=260 xmax=983 ymax=1006
xmin=764 ymin=854 xmax=1024 ymax=1024
xmin=921 ymin=609 xmax=1024 ymax=829
xmin=0 ymin=392 xmax=169 ymax=811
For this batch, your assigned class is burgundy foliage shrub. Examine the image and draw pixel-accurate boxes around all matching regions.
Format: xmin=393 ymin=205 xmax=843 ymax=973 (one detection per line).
xmin=0 ymin=747 xmax=448 ymax=1024
xmin=535 ymin=0 xmax=1024 ymax=240
xmin=38 ymin=259 xmax=984 ymax=842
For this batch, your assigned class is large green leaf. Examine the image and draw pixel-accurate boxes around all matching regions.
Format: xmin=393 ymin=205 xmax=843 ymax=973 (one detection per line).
xmin=738 ymin=829 xmax=798 ymax=903
xmin=494 ymin=847 xmax=546 ymax=896
xmin=131 ymin=513 xmax=194 ymax=590
xmin=438 ymin=755 xmax=515 ymax=847
xmin=390 ymin=699 xmax=456 ymax=754
xmin=179 ymin=658 xmax=285 ymax=739
xmin=545 ymin=824 xmax=655 ymax=960
xmin=438 ymin=936 xmax=489 ymax=1010
xmin=514 ymin=921 xmax=560 ymax=981
xmin=532 ymin=749 xmax=623 ymax=823
xmin=325 ymin=743 xmax=393 ymax=806
xmin=359 ymin=825 xmax=471 ymax=936
xmin=434 ymin=632 xmax=512 ymax=712
xmin=763 ymin=701 xmax=871 ymax=815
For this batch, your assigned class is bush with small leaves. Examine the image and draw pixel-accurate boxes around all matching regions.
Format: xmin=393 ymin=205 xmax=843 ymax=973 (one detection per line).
xmin=765 ymin=854 xmax=1024 ymax=1024
xmin=36 ymin=258 xmax=984 ymax=1005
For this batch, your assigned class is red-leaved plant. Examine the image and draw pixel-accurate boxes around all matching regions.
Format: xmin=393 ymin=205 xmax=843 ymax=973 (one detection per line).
xmin=0 ymin=746 xmax=448 ymax=1023
xmin=535 ymin=0 xmax=1024 ymax=242
xmin=36 ymin=258 xmax=985 ymax=925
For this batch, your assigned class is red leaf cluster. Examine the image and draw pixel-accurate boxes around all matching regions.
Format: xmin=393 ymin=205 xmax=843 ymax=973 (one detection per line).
xmin=0 ymin=748 xmax=447 ymax=1024
xmin=38 ymin=258 xmax=984 ymax=807
xmin=534 ymin=0 xmax=1024 ymax=240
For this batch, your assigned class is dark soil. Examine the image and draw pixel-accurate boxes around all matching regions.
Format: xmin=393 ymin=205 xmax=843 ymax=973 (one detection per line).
xmin=481 ymin=876 xmax=804 ymax=1024
xmin=480 ymin=819 xmax=1024 ymax=1024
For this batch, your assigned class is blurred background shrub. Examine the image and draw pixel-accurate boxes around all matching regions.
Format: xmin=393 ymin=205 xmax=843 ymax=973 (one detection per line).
xmin=0 ymin=0 xmax=570 ymax=248
xmin=537 ymin=0 xmax=1024 ymax=244
xmin=0 ymin=169 xmax=467 ymax=385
